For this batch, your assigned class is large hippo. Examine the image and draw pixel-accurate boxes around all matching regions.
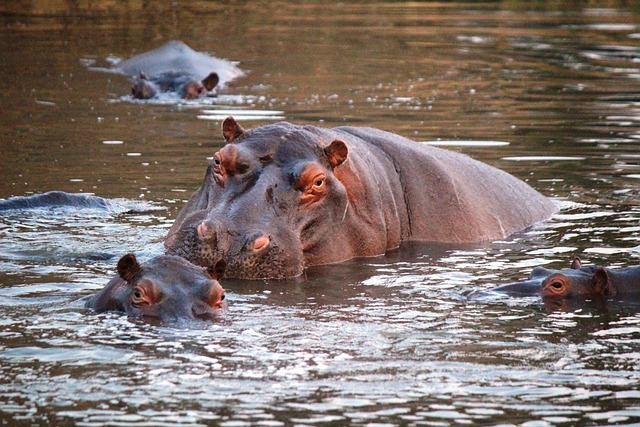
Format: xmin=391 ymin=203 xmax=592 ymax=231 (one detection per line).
xmin=113 ymin=40 xmax=244 ymax=100
xmin=85 ymin=254 xmax=227 ymax=321
xmin=165 ymin=118 xmax=556 ymax=279
xmin=468 ymin=258 xmax=640 ymax=299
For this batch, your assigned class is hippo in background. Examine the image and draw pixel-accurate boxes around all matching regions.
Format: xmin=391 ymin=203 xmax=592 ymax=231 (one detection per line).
xmin=165 ymin=117 xmax=556 ymax=279
xmin=111 ymin=40 xmax=244 ymax=100
xmin=467 ymin=258 xmax=640 ymax=300
xmin=0 ymin=191 xmax=115 ymax=211
xmin=131 ymin=70 xmax=220 ymax=100
xmin=85 ymin=254 xmax=227 ymax=322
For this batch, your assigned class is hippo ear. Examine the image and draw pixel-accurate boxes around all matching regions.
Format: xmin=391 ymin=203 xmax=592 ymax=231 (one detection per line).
xmin=222 ymin=117 xmax=245 ymax=143
xmin=570 ymin=257 xmax=582 ymax=269
xmin=202 ymin=72 xmax=219 ymax=91
xmin=324 ymin=140 xmax=348 ymax=168
xmin=139 ymin=70 xmax=149 ymax=80
xmin=592 ymin=267 xmax=612 ymax=297
xmin=207 ymin=259 xmax=227 ymax=279
xmin=117 ymin=253 xmax=142 ymax=283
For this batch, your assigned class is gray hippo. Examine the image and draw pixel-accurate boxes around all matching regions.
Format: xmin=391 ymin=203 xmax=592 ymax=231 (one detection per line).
xmin=468 ymin=258 xmax=640 ymax=299
xmin=113 ymin=40 xmax=244 ymax=100
xmin=85 ymin=254 xmax=227 ymax=321
xmin=165 ymin=117 xmax=556 ymax=279
xmin=0 ymin=191 xmax=114 ymax=211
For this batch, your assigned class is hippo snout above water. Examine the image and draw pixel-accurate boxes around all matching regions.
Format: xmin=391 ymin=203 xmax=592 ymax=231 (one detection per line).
xmin=468 ymin=257 xmax=640 ymax=300
xmin=85 ymin=254 xmax=227 ymax=322
xmin=112 ymin=40 xmax=244 ymax=101
xmin=131 ymin=70 xmax=220 ymax=100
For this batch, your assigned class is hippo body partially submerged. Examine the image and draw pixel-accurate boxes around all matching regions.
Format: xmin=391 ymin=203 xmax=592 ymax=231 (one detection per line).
xmin=469 ymin=258 xmax=640 ymax=300
xmin=0 ymin=191 xmax=114 ymax=211
xmin=114 ymin=41 xmax=244 ymax=100
xmin=165 ymin=118 xmax=556 ymax=279
xmin=86 ymin=254 xmax=226 ymax=321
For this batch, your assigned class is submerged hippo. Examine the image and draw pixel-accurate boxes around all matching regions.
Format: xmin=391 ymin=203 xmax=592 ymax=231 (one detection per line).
xmin=113 ymin=40 xmax=244 ymax=100
xmin=468 ymin=258 xmax=640 ymax=299
xmin=131 ymin=70 xmax=220 ymax=100
xmin=0 ymin=191 xmax=114 ymax=211
xmin=85 ymin=254 xmax=227 ymax=321
xmin=165 ymin=118 xmax=556 ymax=279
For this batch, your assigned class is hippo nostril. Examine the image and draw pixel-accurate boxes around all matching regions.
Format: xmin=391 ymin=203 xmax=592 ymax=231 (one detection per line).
xmin=197 ymin=221 xmax=210 ymax=238
xmin=252 ymin=235 xmax=270 ymax=252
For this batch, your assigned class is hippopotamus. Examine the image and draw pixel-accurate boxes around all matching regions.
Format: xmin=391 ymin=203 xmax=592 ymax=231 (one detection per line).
xmin=113 ymin=40 xmax=244 ymax=100
xmin=0 ymin=191 xmax=114 ymax=211
xmin=85 ymin=254 xmax=227 ymax=321
xmin=468 ymin=258 xmax=640 ymax=299
xmin=164 ymin=118 xmax=556 ymax=279
xmin=131 ymin=70 xmax=220 ymax=100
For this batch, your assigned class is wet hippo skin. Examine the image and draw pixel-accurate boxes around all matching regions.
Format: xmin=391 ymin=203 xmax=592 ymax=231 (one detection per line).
xmin=165 ymin=117 xmax=556 ymax=280
xmin=85 ymin=254 xmax=226 ymax=321
xmin=468 ymin=257 xmax=640 ymax=299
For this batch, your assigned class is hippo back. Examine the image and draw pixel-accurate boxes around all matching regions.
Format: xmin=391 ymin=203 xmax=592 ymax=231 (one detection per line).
xmin=336 ymin=126 xmax=556 ymax=243
xmin=115 ymin=40 xmax=244 ymax=87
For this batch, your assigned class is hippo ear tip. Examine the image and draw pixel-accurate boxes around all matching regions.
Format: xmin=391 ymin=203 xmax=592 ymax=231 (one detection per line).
xmin=117 ymin=253 xmax=141 ymax=281
xmin=324 ymin=139 xmax=348 ymax=168
xmin=222 ymin=117 xmax=245 ymax=143
xmin=570 ymin=256 xmax=582 ymax=270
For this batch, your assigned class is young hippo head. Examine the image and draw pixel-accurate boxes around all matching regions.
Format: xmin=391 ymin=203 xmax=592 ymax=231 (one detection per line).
xmin=540 ymin=260 xmax=616 ymax=299
xmin=468 ymin=258 xmax=610 ymax=300
xmin=165 ymin=117 xmax=351 ymax=279
xmin=86 ymin=254 xmax=226 ymax=321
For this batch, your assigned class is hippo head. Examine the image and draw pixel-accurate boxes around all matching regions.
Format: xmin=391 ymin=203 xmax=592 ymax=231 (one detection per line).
xmin=183 ymin=72 xmax=219 ymax=99
xmin=540 ymin=259 xmax=615 ymax=299
xmin=87 ymin=254 xmax=226 ymax=321
xmin=469 ymin=258 xmax=609 ymax=300
xmin=166 ymin=117 xmax=351 ymax=279
xmin=131 ymin=71 xmax=158 ymax=99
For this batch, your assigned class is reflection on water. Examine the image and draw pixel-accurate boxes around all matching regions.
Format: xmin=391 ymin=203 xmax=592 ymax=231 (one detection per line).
xmin=1 ymin=1 xmax=639 ymax=426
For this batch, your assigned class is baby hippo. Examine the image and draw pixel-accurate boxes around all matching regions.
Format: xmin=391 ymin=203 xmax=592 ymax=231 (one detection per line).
xmin=131 ymin=71 xmax=220 ymax=100
xmin=468 ymin=258 xmax=640 ymax=300
xmin=86 ymin=253 xmax=226 ymax=321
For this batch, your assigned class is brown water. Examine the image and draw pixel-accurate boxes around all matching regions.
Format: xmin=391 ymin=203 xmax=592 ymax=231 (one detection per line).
xmin=1 ymin=1 xmax=640 ymax=426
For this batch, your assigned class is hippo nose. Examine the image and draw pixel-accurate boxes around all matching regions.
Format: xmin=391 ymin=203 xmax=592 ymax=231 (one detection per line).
xmin=197 ymin=220 xmax=219 ymax=242
xmin=249 ymin=234 xmax=271 ymax=253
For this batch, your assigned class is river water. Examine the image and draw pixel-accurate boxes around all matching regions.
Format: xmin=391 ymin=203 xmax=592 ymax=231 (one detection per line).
xmin=1 ymin=1 xmax=639 ymax=426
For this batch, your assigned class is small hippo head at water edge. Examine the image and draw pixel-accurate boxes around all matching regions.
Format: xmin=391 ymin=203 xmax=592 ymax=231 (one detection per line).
xmin=165 ymin=117 xmax=555 ymax=280
xmin=85 ymin=254 xmax=227 ymax=321
xmin=468 ymin=257 xmax=640 ymax=300
xmin=131 ymin=71 xmax=220 ymax=100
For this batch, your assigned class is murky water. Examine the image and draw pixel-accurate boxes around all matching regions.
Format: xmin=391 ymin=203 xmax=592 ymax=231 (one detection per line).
xmin=1 ymin=1 xmax=640 ymax=425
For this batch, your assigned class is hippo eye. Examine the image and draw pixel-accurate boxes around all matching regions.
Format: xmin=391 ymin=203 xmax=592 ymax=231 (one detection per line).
xmin=551 ymin=281 xmax=563 ymax=290
xmin=220 ymin=294 xmax=225 ymax=301
xmin=133 ymin=289 xmax=142 ymax=299
xmin=314 ymin=178 xmax=325 ymax=187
